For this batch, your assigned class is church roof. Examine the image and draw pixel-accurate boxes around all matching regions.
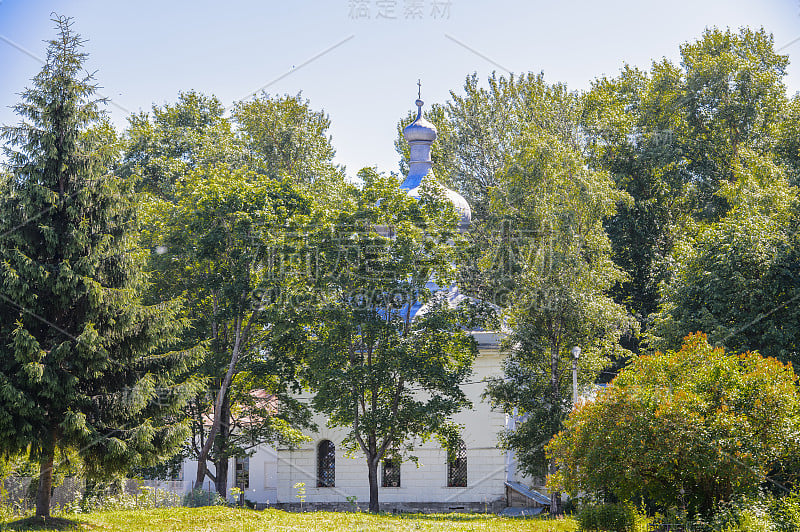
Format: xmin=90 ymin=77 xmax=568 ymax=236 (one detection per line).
xmin=399 ymin=96 xmax=472 ymax=230
xmin=403 ymin=98 xmax=437 ymax=142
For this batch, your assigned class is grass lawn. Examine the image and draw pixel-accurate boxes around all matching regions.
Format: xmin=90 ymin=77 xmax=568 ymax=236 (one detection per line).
xmin=0 ymin=507 xmax=578 ymax=531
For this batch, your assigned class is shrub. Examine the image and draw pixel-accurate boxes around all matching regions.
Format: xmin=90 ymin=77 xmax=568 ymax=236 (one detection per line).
xmin=75 ymin=485 xmax=183 ymax=513
xmin=548 ymin=334 xmax=800 ymax=516
xmin=578 ymin=503 xmax=637 ymax=531
xmin=706 ymin=496 xmax=775 ymax=532
xmin=769 ymin=493 xmax=800 ymax=532
xmin=734 ymin=511 xmax=775 ymax=532
xmin=182 ymin=488 xmax=226 ymax=508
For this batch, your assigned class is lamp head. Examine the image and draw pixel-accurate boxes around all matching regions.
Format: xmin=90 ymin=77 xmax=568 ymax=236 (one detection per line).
xmin=571 ymin=346 xmax=581 ymax=359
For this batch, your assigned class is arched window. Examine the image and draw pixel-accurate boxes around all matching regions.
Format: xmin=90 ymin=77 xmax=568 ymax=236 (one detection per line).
xmin=447 ymin=439 xmax=467 ymax=487
xmin=317 ymin=440 xmax=335 ymax=487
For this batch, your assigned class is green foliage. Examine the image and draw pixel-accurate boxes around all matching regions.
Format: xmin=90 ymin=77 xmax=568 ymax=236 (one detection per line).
xmin=124 ymin=90 xmax=341 ymax=494
xmin=681 ymin=28 xmax=788 ymax=199
xmin=70 ymin=484 xmax=183 ymax=514
xmin=769 ymin=492 xmax=800 ymax=532
xmin=583 ymin=27 xmax=791 ymax=335
xmin=293 ymin=482 xmax=306 ymax=506
xmin=147 ymin=162 xmax=315 ymax=491
xmin=0 ymin=16 xmax=196 ymax=516
xmin=120 ymin=90 xmax=233 ymax=200
xmin=181 ymin=488 xmax=226 ymax=508
xmin=231 ymin=92 xmax=341 ymax=194
xmin=649 ymin=154 xmax=800 ymax=364
xmin=292 ymin=169 xmax=477 ymax=512
xmin=548 ymin=334 xmax=800 ymax=516
xmin=775 ymin=93 xmax=800 ymax=185
xmin=583 ymin=62 xmax=691 ymax=326
xmin=480 ymin=82 xmax=635 ymax=481
xmin=577 ymin=503 xmax=638 ymax=532
xmin=646 ymin=491 xmax=800 ymax=532
xmin=691 ymin=494 xmax=777 ymax=532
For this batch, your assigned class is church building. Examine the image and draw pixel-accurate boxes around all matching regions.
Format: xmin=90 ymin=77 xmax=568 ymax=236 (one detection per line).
xmin=181 ymin=95 xmax=543 ymax=513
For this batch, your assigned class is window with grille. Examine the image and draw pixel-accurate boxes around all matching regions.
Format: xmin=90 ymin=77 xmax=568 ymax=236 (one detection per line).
xmin=235 ymin=456 xmax=249 ymax=490
xmin=382 ymin=458 xmax=401 ymax=487
xmin=317 ymin=440 xmax=335 ymax=487
xmin=447 ymin=440 xmax=467 ymax=487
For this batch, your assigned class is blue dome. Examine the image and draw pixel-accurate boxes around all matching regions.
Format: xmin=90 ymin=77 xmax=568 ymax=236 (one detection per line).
xmin=399 ymin=98 xmax=471 ymax=231
xmin=403 ymin=99 xmax=437 ymax=142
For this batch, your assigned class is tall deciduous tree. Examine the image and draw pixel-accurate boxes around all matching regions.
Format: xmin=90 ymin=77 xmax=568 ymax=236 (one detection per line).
xmin=648 ymin=153 xmax=800 ymax=364
xmin=484 ymin=128 xmax=634 ymax=513
xmin=583 ymin=28 xmax=790 ymax=335
xmin=124 ymin=91 xmax=343 ymax=497
xmin=0 ymin=17 xmax=195 ymax=518
xmin=296 ymin=170 xmax=477 ymax=513
xmin=144 ymin=164 xmax=313 ymax=495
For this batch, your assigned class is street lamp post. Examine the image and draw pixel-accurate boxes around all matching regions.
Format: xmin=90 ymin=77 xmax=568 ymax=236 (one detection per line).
xmin=571 ymin=346 xmax=581 ymax=405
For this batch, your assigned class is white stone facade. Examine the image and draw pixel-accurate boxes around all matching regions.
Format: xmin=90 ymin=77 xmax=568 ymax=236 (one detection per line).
xmin=274 ymin=347 xmax=508 ymax=507
xmin=178 ymin=345 xmax=519 ymax=508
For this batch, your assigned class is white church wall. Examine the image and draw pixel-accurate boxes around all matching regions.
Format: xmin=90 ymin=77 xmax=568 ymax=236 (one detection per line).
xmin=276 ymin=348 xmax=508 ymax=505
xmin=180 ymin=348 xmax=510 ymax=506
xmin=237 ymin=445 xmax=278 ymax=504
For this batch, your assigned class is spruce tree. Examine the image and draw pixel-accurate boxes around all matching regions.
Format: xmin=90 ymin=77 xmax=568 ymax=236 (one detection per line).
xmin=0 ymin=16 xmax=195 ymax=519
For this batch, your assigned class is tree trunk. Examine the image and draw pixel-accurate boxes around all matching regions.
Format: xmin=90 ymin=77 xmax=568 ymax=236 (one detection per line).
xmin=35 ymin=448 xmax=54 ymax=518
xmin=214 ymin=394 xmax=231 ymax=498
xmin=195 ymin=459 xmax=209 ymax=491
xmin=194 ymin=316 xmax=248 ymax=490
xmin=550 ymin=488 xmax=561 ymax=515
xmin=367 ymin=456 xmax=380 ymax=513
xmin=550 ymin=342 xmax=562 ymax=515
xmin=215 ymin=456 xmax=229 ymax=500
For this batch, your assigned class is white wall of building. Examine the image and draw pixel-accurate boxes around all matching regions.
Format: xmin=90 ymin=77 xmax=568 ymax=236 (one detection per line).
xmin=276 ymin=348 xmax=508 ymax=505
xmin=180 ymin=346 xmax=512 ymax=506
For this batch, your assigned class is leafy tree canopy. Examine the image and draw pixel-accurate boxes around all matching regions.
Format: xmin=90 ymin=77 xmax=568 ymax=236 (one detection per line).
xmin=548 ymin=333 xmax=800 ymax=516
xmin=582 ymin=27 xmax=791 ymax=333
xmin=648 ymin=152 xmax=800 ymax=364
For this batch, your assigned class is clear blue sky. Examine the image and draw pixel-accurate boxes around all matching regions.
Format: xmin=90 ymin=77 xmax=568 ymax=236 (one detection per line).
xmin=1 ymin=0 xmax=799 ymax=178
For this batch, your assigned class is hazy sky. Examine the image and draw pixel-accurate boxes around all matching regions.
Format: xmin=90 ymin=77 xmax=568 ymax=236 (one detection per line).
xmin=1 ymin=0 xmax=799 ymax=179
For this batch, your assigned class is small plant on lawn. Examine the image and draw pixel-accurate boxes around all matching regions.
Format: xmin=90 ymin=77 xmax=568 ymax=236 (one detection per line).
xmin=229 ymin=487 xmax=243 ymax=507
xmin=770 ymin=492 xmax=800 ymax=532
xmin=346 ymin=494 xmax=360 ymax=512
xmin=294 ymin=482 xmax=306 ymax=511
